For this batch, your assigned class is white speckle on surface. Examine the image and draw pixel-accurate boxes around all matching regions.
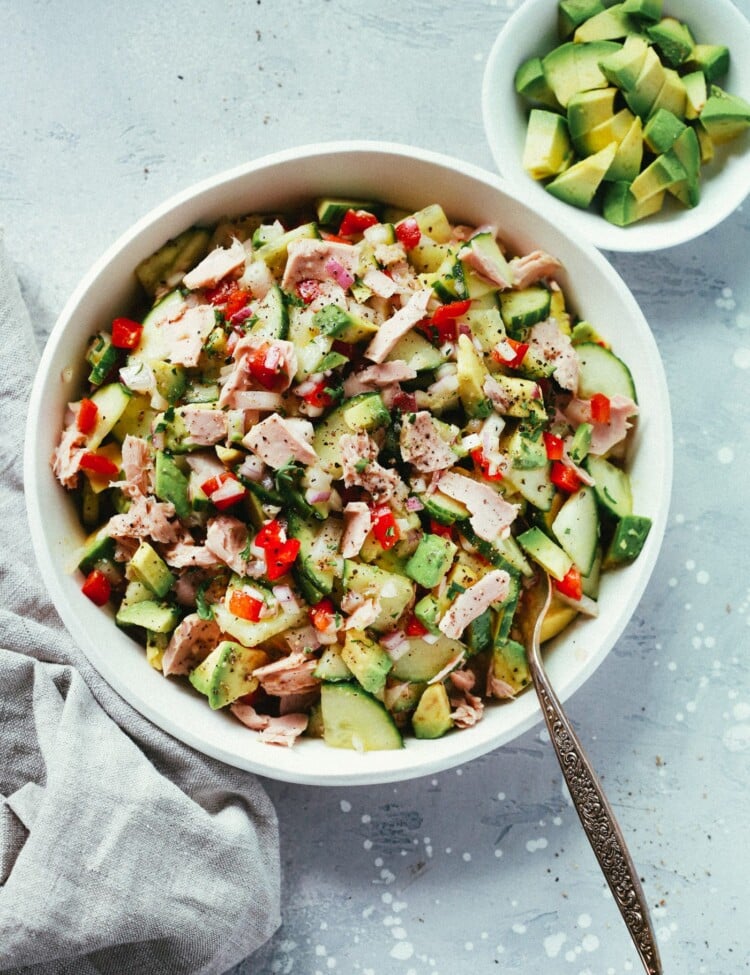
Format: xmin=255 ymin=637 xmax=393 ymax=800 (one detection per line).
xmin=581 ymin=934 xmax=599 ymax=952
xmin=392 ymin=927 xmax=407 ymax=940
xmin=462 ymin=852 xmax=472 ymax=862
xmin=733 ymin=703 xmax=750 ymax=721
xmin=465 ymin=940 xmax=474 ymax=950
xmin=389 ymin=941 xmax=413 ymax=961
xmin=733 ymin=347 xmax=750 ymax=369
xmin=526 ymin=837 xmax=549 ymax=853
xmin=577 ymin=913 xmax=592 ymax=929
xmin=685 ymin=559 xmax=695 ymax=571
xmin=494 ymin=848 xmax=503 ymax=858
xmin=717 ymin=445 xmax=735 ymax=464
xmin=696 ymin=570 xmax=710 ymax=584
xmin=668 ymin=661 xmax=677 ymax=671
xmin=339 ymin=800 xmax=351 ymax=813
xmin=544 ymin=932 xmax=566 ymax=957
xmin=361 ymin=813 xmax=371 ymax=823
xmin=724 ymin=725 xmax=750 ymax=752
xmin=512 ymin=923 xmax=527 ymax=935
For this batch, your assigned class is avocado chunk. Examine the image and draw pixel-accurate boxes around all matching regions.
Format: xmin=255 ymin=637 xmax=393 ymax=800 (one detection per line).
xmin=545 ymin=142 xmax=618 ymax=209
xmin=189 ymin=641 xmax=269 ymax=709
xmin=542 ymin=40 xmax=622 ymax=108
xmin=341 ymin=629 xmax=393 ymax=696
xmin=405 ymin=533 xmax=458 ymax=589
xmin=643 ymin=108 xmax=687 ymax=154
xmin=313 ymin=303 xmax=378 ymax=343
xmin=129 ymin=540 xmax=175 ymax=598
xmin=414 ymin=593 xmax=442 ymax=635
xmin=412 ymin=683 xmax=454 ymax=740
xmin=647 ymin=16 xmax=695 ymax=68
xmin=605 ymin=115 xmax=644 ymax=182
xmin=651 ymin=68 xmax=687 ymax=119
xmin=573 ymin=4 xmax=635 ymax=43
xmin=598 ymin=34 xmax=649 ymax=91
xmin=603 ymin=514 xmax=652 ymax=567
xmin=456 ymin=333 xmax=492 ymax=419
xmin=699 ymin=86 xmax=750 ymax=144
xmin=682 ymin=70 xmax=708 ymax=120
xmin=686 ymin=44 xmax=730 ymax=84
xmin=557 ymin=0 xmax=605 ymax=40
xmin=630 ymin=149 xmax=687 ymax=203
xmin=515 ymin=57 xmax=560 ymax=109
xmin=154 ymin=449 xmax=191 ymax=519
xmin=567 ymin=87 xmax=619 ymax=142
xmin=574 ymin=107 xmax=637 ymax=158
xmin=115 ymin=599 xmax=181 ymax=633
xmin=517 ymin=526 xmax=573 ymax=581
xmin=621 ymin=0 xmax=662 ymax=22
xmin=623 ymin=46 xmax=666 ymax=118
xmin=523 ymin=109 xmax=574 ymax=180
xmin=343 ymin=392 xmax=391 ymax=432
xmin=491 ymin=638 xmax=530 ymax=695
xmin=668 ymin=127 xmax=702 ymax=208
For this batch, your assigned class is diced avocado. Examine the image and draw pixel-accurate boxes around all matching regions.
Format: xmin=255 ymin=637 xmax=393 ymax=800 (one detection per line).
xmin=414 ymin=594 xmax=442 ymax=635
xmin=542 ymin=40 xmax=622 ymax=108
xmin=603 ymin=513 xmax=652 ymax=566
xmin=551 ymin=485 xmax=600 ymax=576
xmin=405 ymin=533 xmax=457 ymax=589
xmin=682 ymin=71 xmax=708 ymax=120
xmin=146 ymin=631 xmax=169 ymax=671
xmin=602 ymin=182 xmax=665 ymax=225
xmin=320 ymin=682 xmax=403 ymax=751
xmin=154 ymin=449 xmax=191 ymax=519
xmin=568 ymin=422 xmax=593 ymax=463
xmin=135 ymin=226 xmax=211 ymax=298
xmin=505 ymin=424 xmax=547 ymax=469
xmin=694 ymin=120 xmax=715 ymax=163
xmin=456 ymin=333 xmax=492 ymax=419
xmin=567 ymin=87 xmax=619 ymax=142
xmin=111 ymin=393 xmax=157 ymax=442
xmin=342 ymin=560 xmax=415 ymax=633
xmin=386 ymin=681 xmax=427 ymax=714
xmin=515 ymin=56 xmax=560 ymax=109
xmin=620 ymin=0 xmax=662 ymax=22
xmin=545 ymin=141 xmax=618 ymax=209
xmin=412 ymin=683 xmax=454 ymax=740
xmin=517 ymin=526 xmax=573 ymax=581
xmin=624 ymin=46 xmax=666 ymax=117
xmin=313 ymin=304 xmax=378 ymax=343
xmin=686 ymin=44 xmax=730 ymax=84
xmin=647 ymin=16 xmax=695 ymax=68
xmin=575 ymin=107 xmax=637 ymax=158
xmin=215 ymin=597 xmax=307 ymax=648
xmin=343 ymin=391 xmax=391 ymax=432
xmin=77 ymin=529 xmax=116 ymax=575
xmin=699 ymin=87 xmax=750 ymax=144
xmin=491 ymin=638 xmax=530 ymax=695
xmin=540 ymin=595 xmax=579 ymax=642
xmin=487 ymin=374 xmax=548 ymax=421
xmin=189 ymin=641 xmax=269 ymax=709
xmin=604 ymin=115 xmax=644 ymax=182
xmin=523 ymin=109 xmax=575 ymax=180
xmin=129 ymin=541 xmax=175 ymax=598
xmin=150 ymin=360 xmax=187 ymax=404
xmin=386 ymin=329 xmax=446 ymax=372
xmin=116 ymin=599 xmax=181 ymax=633
xmin=668 ymin=126 xmax=702 ymax=208
xmin=499 ymin=285 xmax=551 ymax=337
xmin=558 ymin=0 xmax=605 ymax=40
xmin=573 ymin=4 xmax=635 ymax=43
xmin=341 ymin=629 xmax=393 ymax=696
xmin=630 ymin=149 xmax=687 ymax=203
xmin=643 ymin=108 xmax=687 ymax=154
xmin=651 ymin=68 xmax=687 ymax=119
xmin=598 ymin=34 xmax=649 ymax=91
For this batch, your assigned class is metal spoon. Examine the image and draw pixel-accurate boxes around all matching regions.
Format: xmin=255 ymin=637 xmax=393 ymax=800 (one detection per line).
xmin=521 ymin=573 xmax=663 ymax=975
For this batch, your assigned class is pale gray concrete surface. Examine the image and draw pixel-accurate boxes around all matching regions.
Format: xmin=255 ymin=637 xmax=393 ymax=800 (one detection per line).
xmin=2 ymin=1 xmax=749 ymax=972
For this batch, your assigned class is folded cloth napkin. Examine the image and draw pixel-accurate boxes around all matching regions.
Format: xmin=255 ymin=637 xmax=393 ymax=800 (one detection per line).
xmin=0 ymin=232 xmax=281 ymax=975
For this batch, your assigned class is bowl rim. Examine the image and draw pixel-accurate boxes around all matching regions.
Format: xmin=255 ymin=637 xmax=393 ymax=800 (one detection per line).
xmin=481 ymin=0 xmax=750 ymax=253
xmin=24 ymin=140 xmax=674 ymax=785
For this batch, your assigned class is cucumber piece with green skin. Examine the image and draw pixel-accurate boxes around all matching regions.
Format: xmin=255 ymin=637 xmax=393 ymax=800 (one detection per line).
xmin=458 ymin=520 xmax=532 ymax=578
xmin=418 ymin=490 xmax=469 ymax=526
xmin=390 ymin=634 xmax=467 ymax=683
xmin=499 ymin=286 xmax=552 ymax=338
xmin=128 ymin=289 xmax=186 ymax=367
xmin=313 ymin=645 xmax=352 ymax=682
xmin=551 ymin=485 xmax=600 ymax=576
xmin=83 ymin=382 xmax=133 ymax=450
xmin=576 ymin=342 xmax=637 ymax=401
xmin=315 ymin=197 xmax=383 ymax=227
xmin=77 ymin=530 xmax=116 ymax=575
xmin=135 ymin=226 xmax=211 ymax=299
xmin=86 ymin=331 xmax=119 ymax=386
xmin=253 ymin=221 xmax=320 ymax=274
xmin=585 ymin=454 xmax=633 ymax=518
xmin=341 ymin=560 xmax=414 ymax=633
xmin=320 ymin=682 xmax=403 ymax=751
xmin=504 ymin=461 xmax=556 ymax=512
xmin=247 ymin=284 xmax=289 ymax=341
xmin=311 ymin=400 xmax=357 ymax=477
xmin=386 ymin=329 xmax=447 ymax=372
xmin=287 ymin=512 xmax=342 ymax=596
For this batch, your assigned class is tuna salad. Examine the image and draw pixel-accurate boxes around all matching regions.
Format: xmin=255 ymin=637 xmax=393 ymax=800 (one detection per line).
xmin=52 ymin=197 xmax=652 ymax=751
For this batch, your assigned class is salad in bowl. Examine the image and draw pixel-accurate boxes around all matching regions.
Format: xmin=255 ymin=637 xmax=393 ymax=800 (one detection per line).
xmin=51 ymin=192 xmax=652 ymax=753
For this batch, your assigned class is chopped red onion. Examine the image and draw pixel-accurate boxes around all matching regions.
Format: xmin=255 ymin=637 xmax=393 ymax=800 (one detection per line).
xmin=325 ymin=257 xmax=354 ymax=290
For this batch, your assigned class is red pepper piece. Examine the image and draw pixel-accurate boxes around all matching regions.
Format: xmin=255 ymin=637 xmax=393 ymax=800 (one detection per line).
xmin=470 ymin=447 xmax=504 ymax=482
xmin=309 ymin=597 xmax=336 ymax=632
xmin=301 ymin=379 xmax=334 ymax=409
xmin=201 ymin=471 xmax=247 ymax=510
xmin=76 ymin=397 xmax=99 ymax=435
xmin=204 ymin=280 xmax=236 ymax=305
xmin=555 ymin=565 xmax=582 ymax=601
xmin=111 ymin=317 xmax=143 ymax=350
xmin=429 ymin=519 xmax=455 ymax=540
xmin=404 ymin=615 xmax=428 ymax=637
xmin=254 ymin=518 xmax=284 ymax=550
xmin=79 ymin=452 xmax=120 ymax=478
xmin=395 ymin=217 xmax=421 ymax=249
xmin=223 ymin=286 xmax=251 ymax=320
xmin=245 ymin=342 xmax=289 ymax=391
xmin=432 ymin=299 xmax=471 ymax=324
xmin=371 ymin=505 xmax=400 ymax=550
xmin=590 ymin=392 xmax=611 ymax=424
xmin=296 ymin=278 xmax=321 ymax=305
xmin=229 ymin=589 xmax=264 ymax=622
xmin=264 ymin=538 xmax=301 ymax=580
xmin=81 ymin=568 xmax=111 ymax=606
xmin=338 ymin=208 xmax=378 ymax=236
xmin=543 ymin=432 xmax=564 ymax=461
xmin=551 ymin=461 xmax=582 ymax=493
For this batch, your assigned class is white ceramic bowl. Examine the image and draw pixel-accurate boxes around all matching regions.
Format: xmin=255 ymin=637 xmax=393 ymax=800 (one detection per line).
xmin=25 ymin=142 xmax=673 ymax=785
xmin=482 ymin=0 xmax=750 ymax=252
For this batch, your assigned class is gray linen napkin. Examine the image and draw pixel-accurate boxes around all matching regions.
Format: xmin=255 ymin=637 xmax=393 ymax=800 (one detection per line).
xmin=0 ymin=232 xmax=281 ymax=975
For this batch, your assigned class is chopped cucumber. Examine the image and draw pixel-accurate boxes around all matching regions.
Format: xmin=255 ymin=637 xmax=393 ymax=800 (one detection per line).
xmin=321 ymin=683 xmax=403 ymax=751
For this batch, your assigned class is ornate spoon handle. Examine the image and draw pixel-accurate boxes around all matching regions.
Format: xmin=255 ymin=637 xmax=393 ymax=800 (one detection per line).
xmin=526 ymin=579 xmax=662 ymax=975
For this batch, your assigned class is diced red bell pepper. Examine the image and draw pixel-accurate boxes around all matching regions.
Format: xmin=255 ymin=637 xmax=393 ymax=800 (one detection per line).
xmin=264 ymin=538 xmax=301 ymax=580
xmin=223 ymin=286 xmax=251 ymax=320
xmin=590 ymin=392 xmax=611 ymax=424
xmin=432 ymin=299 xmax=471 ymax=324
xmin=296 ymin=278 xmax=321 ymax=305
xmin=371 ymin=505 xmax=400 ymax=550
xmin=429 ymin=519 xmax=455 ymax=540
xmin=395 ymin=217 xmax=421 ymax=249
xmin=76 ymin=397 xmax=99 ymax=435
xmin=245 ymin=342 xmax=288 ymax=391
xmin=81 ymin=568 xmax=111 ymax=606
xmin=543 ymin=432 xmax=564 ymax=461
xmin=254 ymin=518 xmax=284 ymax=550
xmin=204 ymin=280 xmax=237 ymax=305
xmin=111 ymin=317 xmax=143 ymax=350
xmin=79 ymin=452 xmax=120 ymax=478
xmin=321 ymin=231 xmax=351 ymax=244
xmin=470 ymin=447 xmax=504 ymax=482
xmin=338 ymin=208 xmax=378 ymax=236
xmin=404 ymin=615 xmax=428 ymax=637
xmin=229 ymin=589 xmax=265 ymax=621
xmin=301 ymin=379 xmax=334 ymax=409
xmin=555 ymin=565 xmax=582 ymax=601
xmin=551 ymin=461 xmax=582 ymax=493
xmin=309 ymin=597 xmax=336 ymax=632
xmin=201 ymin=471 xmax=247 ymax=510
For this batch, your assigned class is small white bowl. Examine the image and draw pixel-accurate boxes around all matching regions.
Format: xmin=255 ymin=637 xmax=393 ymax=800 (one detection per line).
xmin=25 ymin=142 xmax=672 ymax=785
xmin=482 ymin=0 xmax=750 ymax=252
